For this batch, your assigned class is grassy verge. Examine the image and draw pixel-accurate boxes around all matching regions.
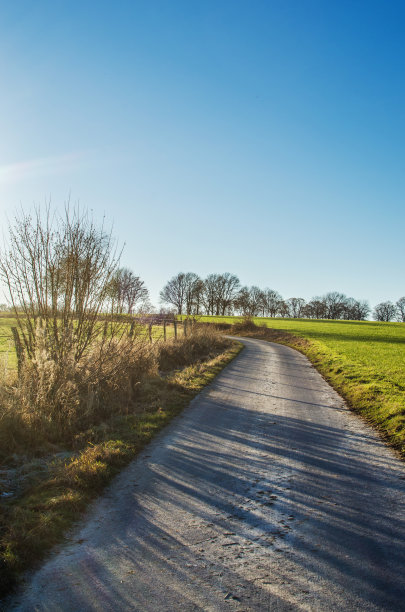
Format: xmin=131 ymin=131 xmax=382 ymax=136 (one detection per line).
xmin=202 ymin=316 xmax=405 ymax=456
xmin=0 ymin=341 xmax=242 ymax=598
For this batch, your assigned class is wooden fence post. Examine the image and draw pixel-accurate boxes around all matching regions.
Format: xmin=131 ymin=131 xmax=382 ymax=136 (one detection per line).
xmin=148 ymin=323 xmax=153 ymax=343
xmin=163 ymin=320 xmax=167 ymax=342
xmin=11 ymin=327 xmax=23 ymax=376
xmin=174 ymin=319 xmax=177 ymax=339
xmin=129 ymin=320 xmax=135 ymax=338
xmin=183 ymin=319 xmax=187 ymax=337
xmin=103 ymin=321 xmax=108 ymax=339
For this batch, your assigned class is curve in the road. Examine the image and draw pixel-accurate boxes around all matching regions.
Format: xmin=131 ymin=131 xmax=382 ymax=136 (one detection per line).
xmin=8 ymin=337 xmax=405 ymax=611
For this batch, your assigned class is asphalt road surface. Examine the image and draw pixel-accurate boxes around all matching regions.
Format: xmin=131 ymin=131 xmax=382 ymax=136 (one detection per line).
xmin=9 ymin=337 xmax=405 ymax=611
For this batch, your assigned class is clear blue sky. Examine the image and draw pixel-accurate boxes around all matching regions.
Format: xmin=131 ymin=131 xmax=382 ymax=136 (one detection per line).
xmin=1 ymin=1 xmax=404 ymax=308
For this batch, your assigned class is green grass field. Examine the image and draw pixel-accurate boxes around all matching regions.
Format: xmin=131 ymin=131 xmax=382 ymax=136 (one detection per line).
xmin=0 ymin=316 xmax=18 ymax=372
xmin=200 ymin=315 xmax=405 ymax=453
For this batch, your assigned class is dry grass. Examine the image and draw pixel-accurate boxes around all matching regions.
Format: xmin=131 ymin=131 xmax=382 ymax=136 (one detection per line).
xmin=229 ymin=317 xmax=311 ymax=349
xmin=0 ymin=328 xmax=157 ymax=458
xmin=158 ymin=324 xmax=230 ymax=371
xmin=0 ymin=326 xmax=241 ymax=599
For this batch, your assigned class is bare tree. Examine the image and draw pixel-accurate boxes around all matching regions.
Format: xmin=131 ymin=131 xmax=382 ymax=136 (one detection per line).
xmin=159 ymin=273 xmax=187 ymax=315
xmin=202 ymin=274 xmax=218 ymax=315
xmin=396 ymin=297 xmax=405 ymax=322
xmin=277 ymin=300 xmax=290 ymax=318
xmin=261 ymin=289 xmax=282 ymax=317
xmin=216 ymin=273 xmax=241 ymax=315
xmin=253 ymin=286 xmax=266 ymax=316
xmin=202 ymin=273 xmax=240 ymax=315
xmin=248 ymin=286 xmax=265 ymax=316
xmin=160 ymin=272 xmax=202 ymax=315
xmin=234 ymin=286 xmax=263 ymax=316
xmin=192 ymin=278 xmax=205 ymax=315
xmin=108 ymin=267 xmax=149 ymax=315
xmin=357 ymin=300 xmax=371 ymax=320
xmin=341 ymin=298 xmax=370 ymax=321
xmin=322 ymin=292 xmax=348 ymax=319
xmin=286 ymin=297 xmax=306 ymax=318
xmin=234 ymin=286 xmax=250 ymax=316
xmin=184 ymin=273 xmax=203 ymax=315
xmin=303 ymin=297 xmax=327 ymax=319
xmin=373 ymin=301 xmax=397 ymax=322
xmin=0 ymin=205 xmax=121 ymax=364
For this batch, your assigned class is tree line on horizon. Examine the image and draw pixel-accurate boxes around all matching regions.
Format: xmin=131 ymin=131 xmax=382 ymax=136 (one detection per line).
xmin=0 ymin=206 xmax=402 ymax=324
xmin=159 ymin=272 xmax=405 ymax=323
xmin=1 ymin=264 xmax=403 ymax=323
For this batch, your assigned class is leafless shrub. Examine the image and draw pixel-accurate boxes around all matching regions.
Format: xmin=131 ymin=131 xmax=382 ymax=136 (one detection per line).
xmin=0 ymin=205 xmax=159 ymax=445
xmin=158 ymin=325 xmax=230 ymax=371
xmin=0 ymin=324 xmax=157 ymax=446
xmin=230 ymin=316 xmax=258 ymax=333
xmin=0 ymin=205 xmax=125 ymax=364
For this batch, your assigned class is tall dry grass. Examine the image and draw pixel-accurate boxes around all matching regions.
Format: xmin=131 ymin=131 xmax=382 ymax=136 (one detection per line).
xmin=0 ymin=327 xmax=157 ymax=456
xmin=158 ymin=324 xmax=230 ymax=371
xmin=0 ymin=323 xmax=230 ymax=458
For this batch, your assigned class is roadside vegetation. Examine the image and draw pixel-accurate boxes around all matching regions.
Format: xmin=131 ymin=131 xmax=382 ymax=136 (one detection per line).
xmin=0 ymin=331 xmax=240 ymax=598
xmin=0 ymin=207 xmax=240 ymax=598
xmin=201 ymin=315 xmax=405 ymax=456
xmin=0 ymin=204 xmax=403 ymax=598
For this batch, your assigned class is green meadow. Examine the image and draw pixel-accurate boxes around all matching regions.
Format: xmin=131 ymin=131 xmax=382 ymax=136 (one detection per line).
xmin=0 ymin=316 xmax=18 ymax=372
xmin=200 ymin=315 xmax=405 ymax=453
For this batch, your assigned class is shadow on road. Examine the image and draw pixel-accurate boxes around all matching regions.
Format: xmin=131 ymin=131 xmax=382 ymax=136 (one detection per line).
xmin=12 ymin=338 xmax=405 ymax=611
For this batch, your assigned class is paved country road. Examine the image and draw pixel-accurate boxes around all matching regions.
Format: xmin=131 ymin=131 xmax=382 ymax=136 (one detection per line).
xmin=8 ymin=337 xmax=405 ymax=611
